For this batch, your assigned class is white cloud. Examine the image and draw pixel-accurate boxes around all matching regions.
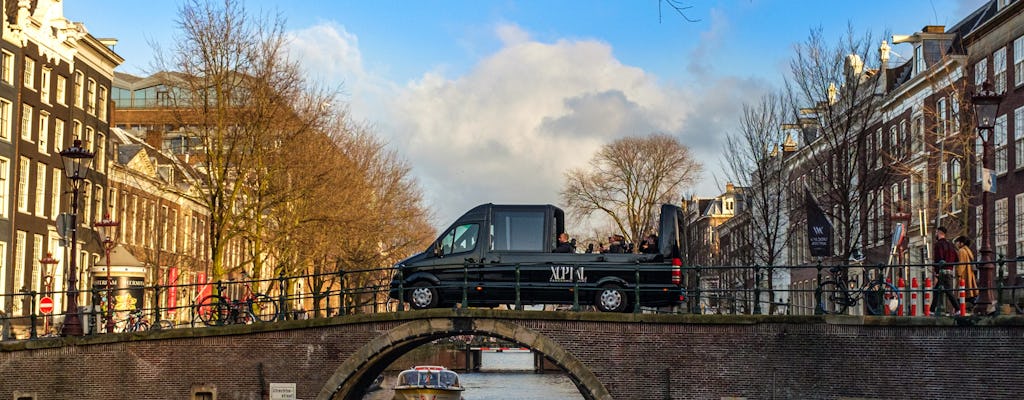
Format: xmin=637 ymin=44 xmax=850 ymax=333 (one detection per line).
xmin=287 ymin=22 xmax=755 ymax=228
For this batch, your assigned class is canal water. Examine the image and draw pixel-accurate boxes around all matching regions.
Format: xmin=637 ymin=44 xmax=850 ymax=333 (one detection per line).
xmin=363 ymin=351 xmax=584 ymax=399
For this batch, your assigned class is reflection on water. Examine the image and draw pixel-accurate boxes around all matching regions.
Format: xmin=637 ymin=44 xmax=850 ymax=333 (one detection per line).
xmin=363 ymin=351 xmax=584 ymax=400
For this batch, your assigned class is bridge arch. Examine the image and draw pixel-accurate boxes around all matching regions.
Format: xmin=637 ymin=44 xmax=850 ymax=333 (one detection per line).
xmin=316 ymin=316 xmax=611 ymax=400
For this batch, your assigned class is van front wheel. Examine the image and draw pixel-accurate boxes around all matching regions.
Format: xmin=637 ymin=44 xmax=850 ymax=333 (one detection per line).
xmin=595 ymin=284 xmax=628 ymax=313
xmin=407 ymin=281 xmax=439 ymax=309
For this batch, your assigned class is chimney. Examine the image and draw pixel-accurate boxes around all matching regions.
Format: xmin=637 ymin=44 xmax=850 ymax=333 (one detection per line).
xmin=922 ymin=25 xmax=945 ymax=33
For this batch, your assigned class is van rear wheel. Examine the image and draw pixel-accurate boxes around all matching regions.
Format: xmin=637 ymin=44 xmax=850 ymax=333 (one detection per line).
xmin=407 ymin=281 xmax=439 ymax=309
xmin=595 ymin=284 xmax=628 ymax=313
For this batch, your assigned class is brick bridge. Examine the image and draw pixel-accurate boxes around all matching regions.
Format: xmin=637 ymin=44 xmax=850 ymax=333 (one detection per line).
xmin=1 ymin=309 xmax=1023 ymax=399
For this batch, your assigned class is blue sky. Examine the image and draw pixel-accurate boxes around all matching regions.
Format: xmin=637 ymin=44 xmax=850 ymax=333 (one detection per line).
xmin=65 ymin=0 xmax=986 ymax=228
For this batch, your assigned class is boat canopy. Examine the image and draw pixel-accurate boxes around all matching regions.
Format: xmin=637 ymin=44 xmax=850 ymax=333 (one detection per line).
xmin=397 ymin=366 xmax=462 ymax=388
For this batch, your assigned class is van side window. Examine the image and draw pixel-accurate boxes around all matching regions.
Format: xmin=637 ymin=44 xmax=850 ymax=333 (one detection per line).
xmin=490 ymin=210 xmax=544 ymax=251
xmin=440 ymin=223 xmax=479 ymax=255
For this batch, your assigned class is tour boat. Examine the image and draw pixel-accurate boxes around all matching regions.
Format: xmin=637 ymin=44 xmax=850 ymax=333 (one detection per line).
xmin=393 ymin=365 xmax=465 ymax=400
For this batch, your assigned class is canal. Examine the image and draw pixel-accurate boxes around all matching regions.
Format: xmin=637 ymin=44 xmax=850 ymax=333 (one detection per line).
xmin=362 ymin=351 xmax=584 ymax=399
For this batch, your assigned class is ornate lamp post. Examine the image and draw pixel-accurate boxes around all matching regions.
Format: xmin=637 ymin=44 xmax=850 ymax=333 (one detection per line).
xmin=39 ymin=253 xmax=59 ymax=334
xmin=59 ymin=139 xmax=94 ymax=336
xmin=971 ymin=81 xmax=1002 ymax=316
xmin=94 ymin=213 xmax=120 ymax=333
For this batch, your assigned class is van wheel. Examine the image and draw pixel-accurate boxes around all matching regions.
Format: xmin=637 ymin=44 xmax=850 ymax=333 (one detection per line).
xmin=595 ymin=284 xmax=628 ymax=313
xmin=407 ymin=281 xmax=439 ymax=309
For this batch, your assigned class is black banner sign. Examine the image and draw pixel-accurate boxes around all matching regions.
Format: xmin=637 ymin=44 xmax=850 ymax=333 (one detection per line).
xmin=805 ymin=188 xmax=833 ymax=258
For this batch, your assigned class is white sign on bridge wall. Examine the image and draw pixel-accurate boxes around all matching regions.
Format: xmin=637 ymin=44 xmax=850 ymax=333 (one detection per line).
xmin=269 ymin=383 xmax=297 ymax=400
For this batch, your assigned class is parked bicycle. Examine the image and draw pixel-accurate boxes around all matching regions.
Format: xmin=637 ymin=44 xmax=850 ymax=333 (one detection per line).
xmin=122 ymin=309 xmax=150 ymax=332
xmin=818 ymin=265 xmax=900 ymax=315
xmin=195 ymin=274 xmax=278 ymax=326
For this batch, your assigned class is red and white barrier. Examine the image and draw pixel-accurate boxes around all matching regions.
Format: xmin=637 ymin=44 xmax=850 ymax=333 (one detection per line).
xmin=923 ymin=277 xmax=932 ymax=317
xmin=910 ymin=277 xmax=919 ymax=316
xmin=958 ymin=278 xmax=967 ymax=317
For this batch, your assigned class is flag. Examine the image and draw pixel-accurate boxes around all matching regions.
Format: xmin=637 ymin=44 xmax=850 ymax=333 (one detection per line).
xmin=982 ymin=167 xmax=997 ymax=193
xmin=805 ymin=188 xmax=833 ymax=258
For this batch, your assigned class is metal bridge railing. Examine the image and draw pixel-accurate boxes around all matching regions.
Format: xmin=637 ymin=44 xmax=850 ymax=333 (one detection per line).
xmin=1 ymin=257 xmax=1021 ymax=340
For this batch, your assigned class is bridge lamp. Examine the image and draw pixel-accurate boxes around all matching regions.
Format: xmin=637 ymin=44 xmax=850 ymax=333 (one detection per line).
xmin=59 ymin=139 xmax=94 ymax=336
xmin=971 ymin=81 xmax=1002 ymax=316
xmin=95 ymin=213 xmax=120 ymax=334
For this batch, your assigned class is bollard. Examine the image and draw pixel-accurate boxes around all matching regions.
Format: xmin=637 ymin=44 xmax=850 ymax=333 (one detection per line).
xmin=910 ymin=277 xmax=919 ymax=316
xmin=923 ymin=277 xmax=932 ymax=317
xmin=895 ymin=277 xmax=905 ymax=316
xmin=958 ymin=277 xmax=967 ymax=317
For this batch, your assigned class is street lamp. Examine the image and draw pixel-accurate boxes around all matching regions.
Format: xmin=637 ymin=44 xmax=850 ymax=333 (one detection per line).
xmin=972 ymin=81 xmax=1002 ymax=316
xmin=94 ymin=213 xmax=119 ymax=333
xmin=59 ymin=139 xmax=94 ymax=336
xmin=39 ymin=253 xmax=59 ymax=334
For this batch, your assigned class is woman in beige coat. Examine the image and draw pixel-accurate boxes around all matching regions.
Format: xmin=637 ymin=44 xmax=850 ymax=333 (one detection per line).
xmin=954 ymin=236 xmax=979 ymax=301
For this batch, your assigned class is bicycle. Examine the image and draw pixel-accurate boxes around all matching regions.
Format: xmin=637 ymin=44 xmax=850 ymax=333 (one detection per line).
xmin=195 ymin=274 xmax=278 ymax=326
xmin=122 ymin=309 xmax=150 ymax=332
xmin=818 ymin=265 xmax=900 ymax=315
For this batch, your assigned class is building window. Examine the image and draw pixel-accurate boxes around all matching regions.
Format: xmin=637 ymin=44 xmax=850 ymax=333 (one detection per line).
xmin=996 ymin=114 xmax=1008 ymax=175
xmin=81 ymin=181 xmax=91 ymax=224
xmin=73 ymin=119 xmax=82 ymax=140
xmin=1014 ymin=35 xmax=1024 ymax=88
xmin=40 ymin=67 xmax=51 ymax=104
xmin=35 ymin=162 xmax=45 ymax=217
xmin=0 ymin=99 xmax=10 ymax=141
xmin=86 ymin=127 xmax=95 ymax=154
xmin=54 ymin=118 xmax=64 ymax=154
xmin=996 ymin=197 xmax=1009 ymax=250
xmin=949 ymin=159 xmax=962 ymax=213
xmin=74 ymin=71 xmax=83 ymax=109
xmin=994 ymin=47 xmax=1007 ymax=94
xmin=950 ymin=97 xmax=960 ymax=134
xmin=86 ymin=78 xmax=96 ymax=115
xmin=20 ymin=104 xmax=32 ymax=142
xmin=23 ymin=57 xmax=34 ymax=89
xmin=889 ymin=126 xmax=900 ymax=159
xmin=1016 ymin=106 xmax=1024 ymax=171
xmin=14 ymin=231 xmax=25 ymax=315
xmin=0 ymin=50 xmax=12 ymax=84
xmin=0 ymin=157 xmax=8 ymax=218
xmin=17 ymin=157 xmax=29 ymax=214
xmin=975 ymin=58 xmax=988 ymax=88
xmin=32 ymin=234 xmax=42 ymax=293
xmin=915 ymin=44 xmax=925 ymax=75
xmin=50 ymin=172 xmax=60 ymax=220
xmin=56 ymin=75 xmax=66 ymax=105
xmin=98 ymin=86 xmax=108 ymax=121
xmin=96 ymin=132 xmax=105 ymax=171
xmin=1016 ymin=193 xmax=1024 ymax=262
xmin=936 ymin=97 xmax=947 ymax=137
xmin=38 ymin=111 xmax=49 ymax=154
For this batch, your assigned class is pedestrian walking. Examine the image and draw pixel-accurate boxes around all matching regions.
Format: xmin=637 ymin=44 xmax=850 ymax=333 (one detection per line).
xmin=954 ymin=236 xmax=979 ymax=305
xmin=930 ymin=227 xmax=959 ymax=315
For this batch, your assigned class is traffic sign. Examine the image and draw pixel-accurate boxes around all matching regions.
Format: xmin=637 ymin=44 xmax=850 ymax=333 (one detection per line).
xmin=39 ymin=296 xmax=54 ymax=314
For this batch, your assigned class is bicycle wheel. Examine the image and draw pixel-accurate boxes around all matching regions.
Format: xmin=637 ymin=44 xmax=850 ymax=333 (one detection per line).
xmin=154 ymin=319 xmax=174 ymax=330
xmin=818 ymin=280 xmax=850 ymax=314
xmin=196 ymin=295 xmax=230 ymax=326
xmin=249 ymin=294 xmax=279 ymax=322
xmin=864 ymin=281 xmax=900 ymax=316
xmin=136 ymin=321 xmax=150 ymax=331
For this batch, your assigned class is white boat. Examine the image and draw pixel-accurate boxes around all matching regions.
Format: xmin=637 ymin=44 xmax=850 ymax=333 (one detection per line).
xmin=393 ymin=365 xmax=465 ymax=400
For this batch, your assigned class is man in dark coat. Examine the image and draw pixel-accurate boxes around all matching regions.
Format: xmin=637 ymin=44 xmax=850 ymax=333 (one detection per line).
xmin=931 ymin=227 xmax=960 ymax=315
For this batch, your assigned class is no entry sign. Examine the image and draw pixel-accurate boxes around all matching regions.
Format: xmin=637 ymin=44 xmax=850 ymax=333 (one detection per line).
xmin=39 ymin=296 xmax=54 ymax=314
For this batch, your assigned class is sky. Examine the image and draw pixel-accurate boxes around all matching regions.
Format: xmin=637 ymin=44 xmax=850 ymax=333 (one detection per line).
xmin=64 ymin=0 xmax=987 ymax=230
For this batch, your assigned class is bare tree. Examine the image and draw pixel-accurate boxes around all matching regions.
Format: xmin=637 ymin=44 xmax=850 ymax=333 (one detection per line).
xmin=785 ymin=25 xmax=901 ymax=262
xmin=562 ymin=133 xmax=702 ymax=248
xmin=720 ymin=91 xmax=796 ymax=313
xmin=159 ymin=0 xmax=336 ymax=279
